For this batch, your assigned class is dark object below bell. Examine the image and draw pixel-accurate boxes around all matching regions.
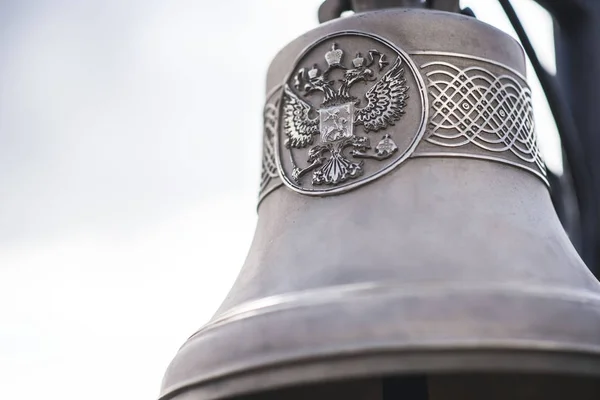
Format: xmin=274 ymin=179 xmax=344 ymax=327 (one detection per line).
xmin=159 ymin=5 xmax=600 ymax=400
xmin=239 ymin=375 xmax=599 ymax=399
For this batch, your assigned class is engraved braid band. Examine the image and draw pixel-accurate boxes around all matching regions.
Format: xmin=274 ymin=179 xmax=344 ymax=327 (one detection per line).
xmin=258 ymin=51 xmax=547 ymax=204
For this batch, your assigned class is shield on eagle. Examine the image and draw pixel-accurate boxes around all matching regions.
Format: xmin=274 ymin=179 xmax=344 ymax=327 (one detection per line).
xmin=319 ymin=103 xmax=354 ymax=143
xmin=277 ymin=31 xmax=428 ymax=195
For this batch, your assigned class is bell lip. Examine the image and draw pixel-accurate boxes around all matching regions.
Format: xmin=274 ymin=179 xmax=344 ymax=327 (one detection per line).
xmin=160 ymin=282 xmax=600 ymax=400
xmin=161 ymin=349 xmax=600 ymax=400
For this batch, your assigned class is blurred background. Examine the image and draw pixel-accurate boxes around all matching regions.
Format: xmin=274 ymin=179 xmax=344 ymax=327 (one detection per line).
xmin=0 ymin=1 xmax=562 ymax=399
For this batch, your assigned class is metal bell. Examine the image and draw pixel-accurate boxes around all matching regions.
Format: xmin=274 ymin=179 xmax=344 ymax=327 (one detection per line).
xmin=160 ymin=4 xmax=600 ymax=399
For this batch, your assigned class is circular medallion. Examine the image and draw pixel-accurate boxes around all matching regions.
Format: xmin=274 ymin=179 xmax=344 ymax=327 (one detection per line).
xmin=276 ymin=31 xmax=428 ymax=195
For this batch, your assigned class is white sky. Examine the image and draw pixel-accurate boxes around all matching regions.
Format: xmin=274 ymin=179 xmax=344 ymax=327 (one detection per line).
xmin=0 ymin=1 xmax=558 ymax=399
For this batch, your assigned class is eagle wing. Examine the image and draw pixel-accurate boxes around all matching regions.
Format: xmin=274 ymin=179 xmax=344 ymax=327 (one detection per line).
xmin=354 ymin=57 xmax=409 ymax=133
xmin=282 ymin=85 xmax=319 ymax=148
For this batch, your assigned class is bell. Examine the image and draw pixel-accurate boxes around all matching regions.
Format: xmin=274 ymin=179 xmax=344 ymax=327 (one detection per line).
xmin=160 ymin=3 xmax=600 ymax=399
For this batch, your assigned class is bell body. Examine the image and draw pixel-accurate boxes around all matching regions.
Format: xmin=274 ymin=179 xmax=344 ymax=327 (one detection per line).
xmin=161 ymin=9 xmax=600 ymax=400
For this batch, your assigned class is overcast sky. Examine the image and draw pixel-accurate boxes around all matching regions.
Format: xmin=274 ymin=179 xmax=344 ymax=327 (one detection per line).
xmin=0 ymin=1 xmax=557 ymax=399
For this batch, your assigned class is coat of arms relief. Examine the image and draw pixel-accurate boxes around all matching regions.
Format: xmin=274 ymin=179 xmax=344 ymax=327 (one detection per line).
xmin=277 ymin=32 xmax=427 ymax=195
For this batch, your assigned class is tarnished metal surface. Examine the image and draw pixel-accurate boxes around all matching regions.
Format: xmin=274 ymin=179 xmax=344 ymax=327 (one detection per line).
xmin=162 ymin=8 xmax=600 ymax=400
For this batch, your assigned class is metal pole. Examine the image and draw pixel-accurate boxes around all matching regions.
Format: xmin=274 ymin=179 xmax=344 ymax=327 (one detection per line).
xmin=539 ymin=0 xmax=600 ymax=276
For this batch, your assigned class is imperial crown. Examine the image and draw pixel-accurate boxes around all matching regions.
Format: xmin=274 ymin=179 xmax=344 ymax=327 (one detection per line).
xmin=352 ymin=53 xmax=365 ymax=68
xmin=325 ymin=43 xmax=343 ymax=66
xmin=307 ymin=64 xmax=320 ymax=79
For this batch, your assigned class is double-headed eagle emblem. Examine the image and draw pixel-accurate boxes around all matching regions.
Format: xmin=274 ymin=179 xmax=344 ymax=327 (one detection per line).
xmin=282 ymin=43 xmax=409 ymax=186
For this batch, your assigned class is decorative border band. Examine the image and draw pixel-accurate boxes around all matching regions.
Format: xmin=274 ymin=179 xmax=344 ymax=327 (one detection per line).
xmin=258 ymin=50 xmax=547 ymax=205
xmin=258 ymin=85 xmax=284 ymax=206
xmin=413 ymin=54 xmax=546 ymax=183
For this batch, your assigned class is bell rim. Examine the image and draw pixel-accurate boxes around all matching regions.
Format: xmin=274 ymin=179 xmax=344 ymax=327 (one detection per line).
xmin=161 ymin=282 xmax=600 ymax=399
xmin=160 ymin=349 xmax=600 ymax=400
